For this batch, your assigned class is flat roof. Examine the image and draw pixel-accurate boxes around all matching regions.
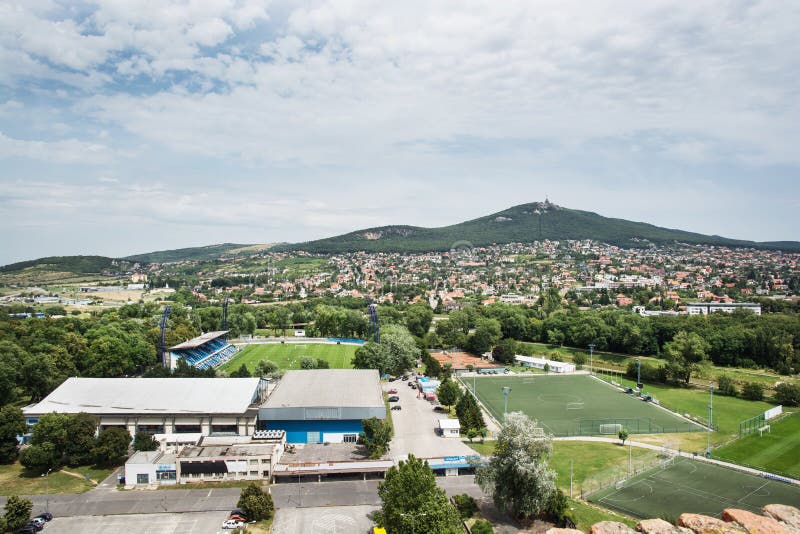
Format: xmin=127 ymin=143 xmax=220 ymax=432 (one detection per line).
xmin=24 ymin=377 xmax=261 ymax=416
xmin=438 ymin=419 xmax=461 ymax=429
xmin=170 ymin=331 xmax=229 ymax=350
xmin=263 ymin=370 xmax=384 ymax=409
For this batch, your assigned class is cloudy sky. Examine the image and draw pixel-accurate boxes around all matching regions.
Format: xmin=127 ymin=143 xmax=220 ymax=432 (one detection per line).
xmin=1 ymin=0 xmax=798 ymax=265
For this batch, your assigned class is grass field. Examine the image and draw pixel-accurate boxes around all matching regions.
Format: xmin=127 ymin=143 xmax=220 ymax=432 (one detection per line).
xmin=220 ymin=343 xmax=358 ymax=373
xmin=589 ymin=456 xmax=800 ymax=520
xmin=713 ymin=412 xmax=800 ymax=479
xmin=467 ymin=375 xmax=702 ymax=436
xmin=0 ymin=463 xmax=114 ymax=495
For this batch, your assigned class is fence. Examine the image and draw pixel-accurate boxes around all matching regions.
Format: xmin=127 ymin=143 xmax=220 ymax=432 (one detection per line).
xmin=739 ymin=412 xmax=765 ymax=437
xmin=580 ymin=450 xmax=676 ymax=499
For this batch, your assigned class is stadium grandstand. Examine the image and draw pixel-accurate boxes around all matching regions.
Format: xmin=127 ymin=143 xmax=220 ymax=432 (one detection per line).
xmin=169 ymin=331 xmax=238 ymax=370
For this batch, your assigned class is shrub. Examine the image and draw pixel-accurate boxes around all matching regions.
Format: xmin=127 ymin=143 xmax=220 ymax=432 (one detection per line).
xmin=237 ymin=482 xmax=274 ymax=521
xmin=572 ymin=353 xmax=586 ymax=369
xmin=717 ymin=375 xmax=737 ymax=397
xmin=774 ymin=383 xmax=800 ymax=406
xmin=471 ymin=519 xmax=495 ymax=534
xmin=741 ymin=382 xmax=764 ymax=401
xmin=626 ymin=361 xmax=667 ymax=383
xmin=452 ymin=493 xmax=478 ymax=519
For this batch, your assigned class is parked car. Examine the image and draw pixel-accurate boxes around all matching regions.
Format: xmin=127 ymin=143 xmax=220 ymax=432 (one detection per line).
xmin=387 ymin=389 xmax=398 ymax=394
xmin=33 ymin=513 xmax=53 ymax=522
xmin=388 ymin=396 xmax=399 ymax=402
xmin=409 ymin=383 xmax=417 ymax=389
xmin=401 ymin=376 xmax=409 ymax=381
xmin=23 ymin=522 xmax=42 ymax=533
xmin=433 ymin=405 xmax=448 ymax=413
xmin=391 ymin=405 xmax=402 ymax=411
xmin=30 ymin=518 xmax=45 ymax=529
xmin=13 ymin=526 xmax=36 ymax=534
xmin=222 ymin=519 xmax=245 ymax=529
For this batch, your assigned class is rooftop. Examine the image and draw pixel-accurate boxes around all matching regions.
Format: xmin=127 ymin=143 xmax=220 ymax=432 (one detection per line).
xmin=263 ymin=369 xmax=384 ymax=409
xmin=24 ymin=377 xmax=262 ymax=416
xmin=170 ymin=331 xmax=229 ymax=350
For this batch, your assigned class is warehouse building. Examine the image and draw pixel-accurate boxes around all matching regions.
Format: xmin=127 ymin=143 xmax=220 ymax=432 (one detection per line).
xmin=259 ymin=369 xmax=385 ymax=444
xmin=23 ymin=377 xmax=268 ymax=438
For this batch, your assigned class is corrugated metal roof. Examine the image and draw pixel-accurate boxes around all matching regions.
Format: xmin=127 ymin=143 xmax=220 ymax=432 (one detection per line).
xmin=169 ymin=331 xmax=229 ymax=350
xmin=263 ymin=370 xmax=384 ymax=409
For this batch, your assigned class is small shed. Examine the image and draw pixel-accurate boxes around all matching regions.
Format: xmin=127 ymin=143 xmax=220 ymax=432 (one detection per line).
xmin=438 ymin=418 xmax=461 ymax=438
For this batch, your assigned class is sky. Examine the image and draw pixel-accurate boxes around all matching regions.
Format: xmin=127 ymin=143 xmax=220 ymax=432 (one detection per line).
xmin=1 ymin=0 xmax=799 ymax=266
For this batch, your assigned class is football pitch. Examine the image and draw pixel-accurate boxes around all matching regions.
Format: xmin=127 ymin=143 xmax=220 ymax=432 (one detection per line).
xmin=714 ymin=412 xmax=800 ymax=479
xmin=468 ymin=375 xmax=703 ymax=436
xmin=220 ymin=342 xmax=358 ymax=372
xmin=590 ymin=456 xmax=800 ymax=519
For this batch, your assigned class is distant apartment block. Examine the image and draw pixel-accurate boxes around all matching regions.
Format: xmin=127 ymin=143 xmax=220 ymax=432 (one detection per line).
xmin=686 ymin=302 xmax=762 ymax=316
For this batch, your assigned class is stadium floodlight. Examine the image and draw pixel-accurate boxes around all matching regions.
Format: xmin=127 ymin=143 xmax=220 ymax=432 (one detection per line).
xmin=706 ymin=381 xmax=714 ymax=457
xmin=588 ymin=344 xmax=595 ymax=375
xmin=502 ymin=386 xmax=512 ymax=420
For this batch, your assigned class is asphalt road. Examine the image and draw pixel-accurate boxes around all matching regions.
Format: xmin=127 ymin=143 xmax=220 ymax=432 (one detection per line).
xmin=385 ymin=377 xmax=475 ymax=458
xmin=45 ymin=510 xmax=230 ymax=534
xmin=271 ymin=505 xmax=378 ymax=534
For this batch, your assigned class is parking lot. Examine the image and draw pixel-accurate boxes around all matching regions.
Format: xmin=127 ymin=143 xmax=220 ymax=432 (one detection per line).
xmin=45 ymin=511 xmax=230 ymax=534
xmin=384 ymin=376 xmax=475 ymax=459
xmin=271 ymin=505 xmax=378 ymax=534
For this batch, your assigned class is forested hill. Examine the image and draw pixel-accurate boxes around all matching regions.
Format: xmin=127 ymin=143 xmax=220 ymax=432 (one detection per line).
xmin=0 ymin=255 xmax=122 ymax=274
xmin=275 ymin=201 xmax=800 ymax=253
xmin=123 ymin=243 xmax=263 ymax=263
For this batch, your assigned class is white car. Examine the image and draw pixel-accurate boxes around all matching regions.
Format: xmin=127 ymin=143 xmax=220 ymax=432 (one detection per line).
xmin=221 ymin=519 xmax=245 ymax=529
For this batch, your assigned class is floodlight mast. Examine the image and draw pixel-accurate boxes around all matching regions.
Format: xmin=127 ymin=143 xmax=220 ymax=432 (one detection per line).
xmin=588 ymin=344 xmax=595 ymax=375
xmin=158 ymin=306 xmax=171 ymax=367
xmin=502 ymin=386 xmax=512 ymax=420
xmin=707 ymin=381 xmax=714 ymax=456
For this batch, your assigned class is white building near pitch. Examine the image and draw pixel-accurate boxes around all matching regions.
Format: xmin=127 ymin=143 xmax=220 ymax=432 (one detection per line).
xmin=513 ymin=355 xmax=576 ymax=373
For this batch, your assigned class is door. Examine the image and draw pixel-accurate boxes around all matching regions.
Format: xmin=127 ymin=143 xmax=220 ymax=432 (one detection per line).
xmin=306 ymin=431 xmax=321 ymax=443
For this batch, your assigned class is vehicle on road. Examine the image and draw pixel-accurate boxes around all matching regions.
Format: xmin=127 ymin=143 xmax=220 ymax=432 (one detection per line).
xmin=391 ymin=405 xmax=402 ymax=410
xmin=388 ymin=396 xmax=399 ymax=402
xmin=388 ymin=389 xmax=398 ymax=394
xmin=433 ymin=405 xmax=448 ymax=413
xmin=401 ymin=376 xmax=409 ymax=381
xmin=222 ymin=519 xmax=245 ymax=529
xmin=14 ymin=526 xmax=36 ymax=534
xmin=33 ymin=513 xmax=53 ymax=522
xmin=409 ymin=383 xmax=417 ymax=389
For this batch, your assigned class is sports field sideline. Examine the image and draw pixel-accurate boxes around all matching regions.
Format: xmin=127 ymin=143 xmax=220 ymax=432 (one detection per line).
xmin=467 ymin=374 xmax=703 ymax=436
xmin=589 ymin=456 xmax=800 ymax=519
xmin=220 ymin=342 xmax=358 ymax=372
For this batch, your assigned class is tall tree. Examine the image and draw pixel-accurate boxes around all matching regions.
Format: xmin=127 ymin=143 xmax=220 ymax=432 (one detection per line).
xmin=360 ymin=417 xmax=392 ymax=458
xmin=437 ymin=378 xmax=461 ymax=409
xmin=237 ymin=481 xmax=275 ymax=521
xmin=455 ymin=391 xmax=485 ymax=433
xmin=64 ymin=413 xmax=98 ymax=466
xmin=405 ymin=304 xmax=434 ymax=338
xmin=377 ymin=454 xmax=462 ymax=534
xmin=663 ymin=330 xmax=709 ymax=383
xmin=476 ymin=412 xmax=557 ymax=519
xmin=0 ymin=406 xmax=26 ymax=464
xmin=3 ymin=495 xmax=32 ymax=532
xmin=93 ymin=427 xmax=131 ymax=466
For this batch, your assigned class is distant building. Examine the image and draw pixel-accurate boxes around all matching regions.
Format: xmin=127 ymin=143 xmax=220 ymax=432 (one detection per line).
xmin=686 ymin=302 xmax=761 ymax=316
xmin=513 ymin=355 xmax=575 ymax=373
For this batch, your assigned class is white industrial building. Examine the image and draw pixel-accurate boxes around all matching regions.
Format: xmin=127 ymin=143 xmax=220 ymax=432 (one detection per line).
xmin=686 ymin=302 xmax=761 ymax=316
xmin=513 ymin=355 xmax=576 ymax=373
xmin=23 ymin=377 xmax=268 ymax=438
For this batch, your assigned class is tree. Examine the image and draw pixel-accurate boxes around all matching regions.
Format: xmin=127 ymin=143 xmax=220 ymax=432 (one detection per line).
xmin=452 ymin=493 xmax=478 ymax=519
xmin=572 ymin=352 xmax=586 ymax=370
xmin=93 ymin=427 xmax=131 ymax=466
xmin=472 ymin=519 xmax=495 ymax=534
xmin=64 ymin=413 xmax=98 ymax=466
xmin=774 ymin=383 xmax=800 ymax=406
xmin=405 ymin=304 xmax=434 ymax=339
xmin=663 ymin=331 xmax=709 ymax=384
xmin=475 ymin=412 xmax=557 ymax=519
xmin=353 ymin=325 xmax=419 ymax=376
xmin=455 ymin=392 xmax=485 ymax=434
xmin=0 ymin=406 xmax=26 ymax=464
xmin=315 ymin=358 xmax=330 ymax=369
xmin=299 ymin=357 xmax=316 ymax=370
xmin=377 ymin=454 xmax=462 ymax=534
xmin=237 ymin=481 xmax=274 ymax=521
xmin=360 ymin=417 xmax=392 ymax=458
xmin=19 ymin=442 xmax=59 ymax=474
xmin=468 ymin=318 xmax=502 ymax=355
xmin=31 ymin=413 xmax=71 ymax=451
xmin=437 ymin=378 xmax=461 ymax=409
xmin=3 ymin=495 xmax=32 ymax=532
xmin=134 ymin=432 xmax=159 ymax=452
xmin=741 ymin=382 xmax=764 ymax=401
xmin=0 ymin=341 xmax=24 ymax=405
xmin=255 ymin=359 xmax=279 ymax=377
xmin=717 ymin=375 xmax=737 ymax=397
xmin=618 ymin=428 xmax=629 ymax=445
xmin=230 ymin=363 xmax=252 ymax=377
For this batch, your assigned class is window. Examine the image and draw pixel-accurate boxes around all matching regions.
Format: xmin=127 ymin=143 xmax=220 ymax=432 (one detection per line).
xmin=249 ymin=471 xmax=259 ymax=477
xmin=343 ymin=434 xmax=359 ymax=443
xmin=249 ymin=459 xmax=258 ymax=465
xmin=156 ymin=471 xmax=176 ymax=481
xmin=136 ymin=473 xmax=149 ymax=484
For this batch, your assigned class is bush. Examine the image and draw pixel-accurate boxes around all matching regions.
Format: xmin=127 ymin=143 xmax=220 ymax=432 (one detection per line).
xmin=572 ymin=353 xmax=586 ymax=369
xmin=133 ymin=432 xmax=159 ymax=452
xmin=717 ymin=375 xmax=738 ymax=397
xmin=774 ymin=383 xmax=800 ymax=406
xmin=19 ymin=443 xmax=58 ymax=474
xmin=300 ymin=357 xmax=316 ymax=369
xmin=237 ymin=481 xmax=274 ymax=521
xmin=741 ymin=382 xmax=764 ymax=401
xmin=452 ymin=493 xmax=478 ymax=519
xmin=471 ymin=519 xmax=495 ymax=534
xmin=626 ymin=361 xmax=667 ymax=384
xmin=546 ymin=488 xmax=568 ymax=520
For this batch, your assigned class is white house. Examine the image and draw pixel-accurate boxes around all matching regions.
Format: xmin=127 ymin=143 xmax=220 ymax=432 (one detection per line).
xmin=514 ymin=355 xmax=576 ymax=374
xmin=438 ymin=418 xmax=461 ymax=438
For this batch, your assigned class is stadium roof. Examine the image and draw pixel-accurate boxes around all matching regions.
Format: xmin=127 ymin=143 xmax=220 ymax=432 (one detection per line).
xmin=263 ymin=370 xmax=384 ymax=409
xmin=24 ymin=377 xmax=261 ymax=416
xmin=170 ymin=331 xmax=229 ymax=350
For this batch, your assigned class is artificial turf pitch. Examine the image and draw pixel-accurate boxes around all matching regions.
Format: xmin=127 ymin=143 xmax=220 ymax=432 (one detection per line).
xmin=220 ymin=342 xmax=358 ymax=372
xmin=589 ymin=456 xmax=800 ymax=519
xmin=468 ymin=375 xmax=702 ymax=436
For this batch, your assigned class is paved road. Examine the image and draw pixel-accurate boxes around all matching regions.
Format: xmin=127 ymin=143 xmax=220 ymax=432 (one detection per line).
xmin=45 ymin=510 xmax=229 ymax=534
xmin=271 ymin=505 xmax=378 ymax=534
xmin=385 ymin=378 xmax=475 ymax=458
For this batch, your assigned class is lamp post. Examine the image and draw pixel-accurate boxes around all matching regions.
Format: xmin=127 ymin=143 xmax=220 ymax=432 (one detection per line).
xmin=637 ymin=358 xmax=641 ymax=389
xmin=42 ymin=468 xmax=52 ymax=514
xmin=502 ymin=386 xmax=512 ymax=420
xmin=707 ymin=381 xmax=714 ymax=457
xmin=588 ymin=344 xmax=595 ymax=375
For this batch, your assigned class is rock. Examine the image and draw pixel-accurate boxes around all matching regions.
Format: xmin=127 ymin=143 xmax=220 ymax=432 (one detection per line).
xmin=678 ymin=514 xmax=747 ymax=534
xmin=546 ymin=529 xmax=584 ymax=534
xmin=590 ymin=521 xmax=637 ymax=534
xmin=723 ymin=508 xmax=792 ymax=534
xmin=637 ymin=518 xmax=693 ymax=534
xmin=764 ymin=505 xmax=800 ymax=531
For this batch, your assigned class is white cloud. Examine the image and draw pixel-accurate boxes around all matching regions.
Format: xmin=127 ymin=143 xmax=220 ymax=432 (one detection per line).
xmin=0 ymin=132 xmax=113 ymax=164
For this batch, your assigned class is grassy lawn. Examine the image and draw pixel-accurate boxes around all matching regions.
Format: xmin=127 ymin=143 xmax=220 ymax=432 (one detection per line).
xmin=608 ymin=375 xmax=778 ymax=442
xmin=568 ymin=498 xmax=636 ymax=530
xmin=221 ymin=342 xmax=358 ymax=373
xmin=0 ymin=463 xmax=114 ymax=495
xmin=713 ymin=412 xmax=800 ymax=478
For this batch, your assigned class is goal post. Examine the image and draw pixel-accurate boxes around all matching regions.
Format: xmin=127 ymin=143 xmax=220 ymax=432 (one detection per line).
xmin=599 ymin=423 xmax=623 ymax=435
xmin=566 ymin=402 xmax=585 ymax=410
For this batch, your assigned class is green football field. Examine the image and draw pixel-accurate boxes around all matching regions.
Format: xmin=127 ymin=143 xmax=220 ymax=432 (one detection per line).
xmin=590 ymin=456 xmax=800 ymax=520
xmin=220 ymin=342 xmax=358 ymax=373
xmin=467 ymin=375 xmax=703 ymax=436
xmin=713 ymin=412 xmax=800 ymax=479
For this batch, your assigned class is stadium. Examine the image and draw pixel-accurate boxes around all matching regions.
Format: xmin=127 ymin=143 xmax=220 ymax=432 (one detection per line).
xmin=168 ymin=330 xmax=238 ymax=370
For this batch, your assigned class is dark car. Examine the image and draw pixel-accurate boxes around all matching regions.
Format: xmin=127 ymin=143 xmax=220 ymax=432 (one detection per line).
xmin=433 ymin=405 xmax=448 ymax=413
xmin=33 ymin=513 xmax=53 ymax=522
xmin=388 ymin=396 xmax=399 ymax=402
xmin=14 ymin=527 xmax=36 ymax=534
xmin=391 ymin=405 xmax=402 ymax=411
xmin=401 ymin=376 xmax=409 ymax=381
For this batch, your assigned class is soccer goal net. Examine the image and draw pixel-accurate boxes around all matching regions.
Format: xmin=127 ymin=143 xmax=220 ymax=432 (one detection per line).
xmin=599 ymin=423 xmax=623 ymax=435
xmin=566 ymin=402 xmax=585 ymax=410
